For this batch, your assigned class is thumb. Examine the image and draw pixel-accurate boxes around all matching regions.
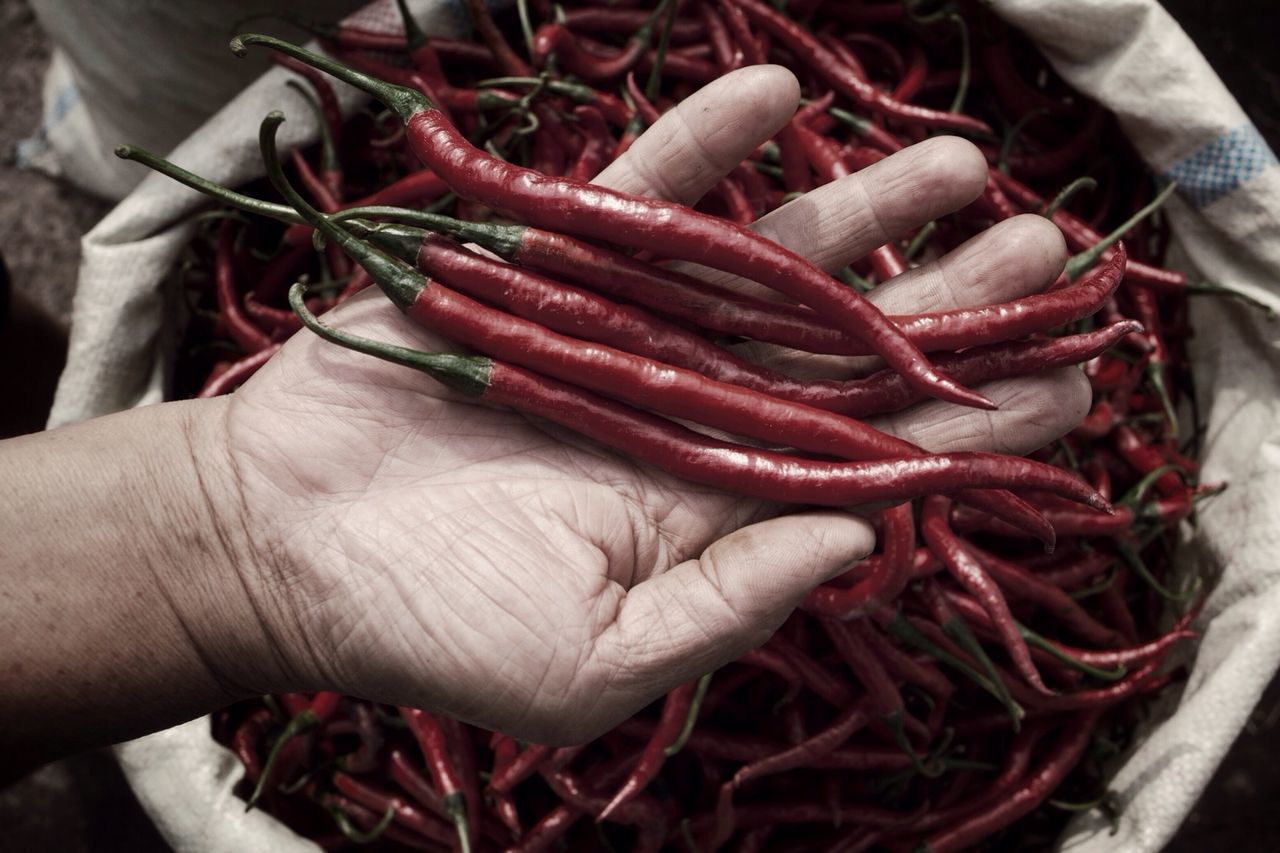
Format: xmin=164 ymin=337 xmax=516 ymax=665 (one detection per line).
xmin=594 ymin=511 xmax=875 ymax=704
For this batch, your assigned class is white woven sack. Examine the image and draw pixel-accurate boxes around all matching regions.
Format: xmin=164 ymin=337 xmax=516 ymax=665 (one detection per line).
xmin=42 ymin=1 xmax=1280 ymax=851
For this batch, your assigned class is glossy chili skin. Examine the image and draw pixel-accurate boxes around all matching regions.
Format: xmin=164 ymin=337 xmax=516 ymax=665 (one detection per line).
xmin=835 ymin=321 xmax=1142 ymax=417
xmin=712 ymin=703 xmax=871 ymax=845
xmin=412 ymin=233 xmax=913 ymax=413
xmin=598 ymin=681 xmax=696 ymax=820
xmin=397 ymin=103 xmax=992 ymax=408
xmin=803 ymin=504 xmax=915 ymax=618
xmin=736 ymin=0 xmax=992 ymax=136
xmin=229 ymin=29 xmax=981 ymax=407
xmin=921 ymin=495 xmax=1051 ymax=695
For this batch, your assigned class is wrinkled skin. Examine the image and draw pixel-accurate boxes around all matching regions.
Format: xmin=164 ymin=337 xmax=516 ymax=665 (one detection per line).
xmin=214 ymin=66 xmax=1088 ymax=744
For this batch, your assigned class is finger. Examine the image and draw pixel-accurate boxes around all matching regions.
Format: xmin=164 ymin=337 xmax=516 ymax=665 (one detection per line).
xmin=867 ymin=214 xmax=1067 ymax=315
xmin=592 ymin=65 xmax=800 ymax=203
xmin=868 ymin=367 xmax=1092 ymax=456
xmin=754 ymin=136 xmax=989 ymax=273
xmin=721 ymin=215 xmax=1069 ymax=382
xmin=681 ymin=136 xmax=988 ymax=295
xmin=588 ymin=512 xmax=874 ymax=718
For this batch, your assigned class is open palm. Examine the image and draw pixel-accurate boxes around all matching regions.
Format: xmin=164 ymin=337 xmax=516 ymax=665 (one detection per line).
xmin=217 ymin=66 xmax=1088 ymax=744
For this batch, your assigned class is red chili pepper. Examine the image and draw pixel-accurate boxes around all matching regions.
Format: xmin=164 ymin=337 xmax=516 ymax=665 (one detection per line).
xmin=562 ymin=7 xmax=701 ymax=43
xmin=388 ymin=747 xmax=447 ymax=818
xmin=818 ymin=32 xmax=871 ymax=83
xmin=272 ymin=54 xmax=343 ymax=165
xmin=196 ymin=344 xmax=280 ymax=398
xmin=269 ymin=207 xmax=1104 ymax=527
xmin=759 ymin=632 xmax=858 ymax=707
xmin=565 ymin=105 xmax=611 ymax=181
xmin=301 ymin=305 xmax=1103 ymax=533
xmin=713 ymin=703 xmax=871 ymax=846
xmin=532 ymin=1 xmax=670 ymax=83
xmin=229 ymin=708 xmax=273 ymax=785
xmin=333 ymin=771 xmax=458 ymax=847
xmin=236 ymin=36 xmax=997 ymax=411
xmin=803 ymin=503 xmax=915 ymax=619
xmin=972 ymin=546 xmax=1127 ymax=648
xmin=921 ymin=495 xmax=1051 ymax=695
xmin=464 ymin=0 xmax=532 ymax=76
xmin=212 ymin=221 xmax=273 ymax=353
xmin=598 ymin=680 xmax=697 ymax=820
xmin=737 ymin=0 xmax=992 ymax=136
xmin=697 ymin=1 xmax=743 ymax=72
xmin=907 ymin=721 xmax=1051 ymax=836
xmin=922 ymin=713 xmax=1098 ymax=853
xmin=892 ymin=41 xmax=929 ymax=102
xmin=841 ymin=31 xmax=906 ymax=80
xmin=715 ymin=0 xmax=765 ymax=65
xmin=506 ymin=802 xmax=576 ymax=853
xmin=399 ymin=707 xmax=473 ymax=851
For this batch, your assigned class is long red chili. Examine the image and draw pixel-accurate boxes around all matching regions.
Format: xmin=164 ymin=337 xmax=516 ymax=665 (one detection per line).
xmin=921 ymin=712 xmax=1098 ymax=853
xmin=921 ymin=495 xmax=1051 ymax=695
xmin=597 ymin=680 xmax=696 ymax=820
xmin=266 ymin=163 xmax=1108 ymax=529
xmin=736 ymin=0 xmax=992 ymax=136
xmin=399 ymin=707 xmax=473 ymax=851
xmin=234 ymin=35 xmax=998 ymax=411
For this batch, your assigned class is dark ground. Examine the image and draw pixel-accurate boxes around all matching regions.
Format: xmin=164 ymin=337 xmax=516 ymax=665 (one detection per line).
xmin=0 ymin=0 xmax=1277 ymax=849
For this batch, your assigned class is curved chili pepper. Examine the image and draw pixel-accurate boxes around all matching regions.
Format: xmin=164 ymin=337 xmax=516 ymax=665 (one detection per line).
xmin=972 ymin=546 xmax=1127 ymax=648
xmin=714 ymin=0 xmax=764 ymax=65
xmin=233 ymin=35 xmax=998 ymax=411
xmin=532 ymin=0 xmax=670 ymax=83
xmin=196 ymin=344 xmax=280 ymax=398
xmin=737 ymin=0 xmax=992 ymax=136
xmin=213 ymin=221 xmax=273 ymax=353
xmin=697 ymin=1 xmax=742 ymax=72
xmin=271 ymin=188 xmax=1107 ymax=533
xmin=562 ymin=7 xmax=701 ymax=43
xmin=922 ymin=713 xmax=1098 ymax=853
xmin=399 ymin=707 xmax=473 ymax=851
xmin=229 ymin=708 xmax=273 ymax=786
xmin=921 ymin=496 xmax=1052 ymax=695
xmin=333 ymin=771 xmax=458 ymax=847
xmin=803 ymin=503 xmax=916 ymax=619
xmin=713 ymin=703 xmax=871 ymax=846
xmin=564 ymin=105 xmax=610 ymax=181
xmin=464 ymin=0 xmax=531 ymax=76
xmin=598 ymin=680 xmax=697 ymax=820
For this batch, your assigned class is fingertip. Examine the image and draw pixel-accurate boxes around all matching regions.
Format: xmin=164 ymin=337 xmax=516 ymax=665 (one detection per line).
xmin=915 ymin=135 xmax=989 ymax=208
xmin=716 ymin=63 xmax=802 ymax=131
xmin=799 ymin=511 xmax=878 ymax=582
xmin=1004 ymin=213 xmax=1070 ymax=278
xmin=757 ymin=63 xmax=802 ymax=111
xmin=1047 ymin=365 xmax=1094 ymax=427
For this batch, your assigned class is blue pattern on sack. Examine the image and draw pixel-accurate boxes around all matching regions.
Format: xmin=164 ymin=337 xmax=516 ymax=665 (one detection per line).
xmin=1163 ymin=123 xmax=1279 ymax=209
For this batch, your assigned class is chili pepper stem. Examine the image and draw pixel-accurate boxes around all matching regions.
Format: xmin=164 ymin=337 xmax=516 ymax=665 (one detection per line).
xmin=1185 ymin=279 xmax=1277 ymax=317
xmin=330 ymin=802 xmax=396 ymax=844
xmin=444 ymin=791 xmax=473 ymax=853
xmin=1043 ymin=177 xmax=1098 ymax=219
xmin=1064 ymin=181 xmax=1177 ymax=280
xmin=665 ymin=672 xmax=713 ymax=758
xmin=246 ymin=709 xmax=316 ymax=811
xmin=288 ymin=282 xmax=490 ymax=396
xmin=232 ymin=34 xmax=433 ymax=121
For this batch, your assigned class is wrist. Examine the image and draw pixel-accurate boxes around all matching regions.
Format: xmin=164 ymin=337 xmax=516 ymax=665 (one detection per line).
xmin=156 ymin=396 xmax=304 ymax=698
xmin=0 ymin=399 xmax=283 ymax=772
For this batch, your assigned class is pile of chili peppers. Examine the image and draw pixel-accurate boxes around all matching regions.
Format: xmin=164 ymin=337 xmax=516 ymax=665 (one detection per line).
xmin=123 ymin=0 xmax=1253 ymax=849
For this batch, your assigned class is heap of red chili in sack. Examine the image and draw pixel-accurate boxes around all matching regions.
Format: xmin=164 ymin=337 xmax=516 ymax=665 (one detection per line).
xmin=122 ymin=0 xmax=1252 ymax=849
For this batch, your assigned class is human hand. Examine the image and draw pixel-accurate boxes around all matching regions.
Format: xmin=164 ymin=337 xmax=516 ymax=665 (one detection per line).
xmin=198 ymin=65 xmax=1089 ymax=744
